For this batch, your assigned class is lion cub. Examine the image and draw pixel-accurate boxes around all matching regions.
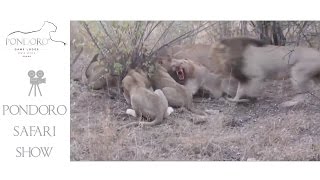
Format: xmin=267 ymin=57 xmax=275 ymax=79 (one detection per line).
xmin=121 ymin=69 xmax=173 ymax=128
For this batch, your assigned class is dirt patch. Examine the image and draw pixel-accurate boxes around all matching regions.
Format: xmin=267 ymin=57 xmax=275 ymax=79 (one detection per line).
xmin=71 ymin=79 xmax=320 ymax=161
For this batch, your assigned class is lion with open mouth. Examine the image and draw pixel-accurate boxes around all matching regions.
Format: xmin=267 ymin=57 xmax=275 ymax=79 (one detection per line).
xmin=169 ymin=58 xmax=237 ymax=98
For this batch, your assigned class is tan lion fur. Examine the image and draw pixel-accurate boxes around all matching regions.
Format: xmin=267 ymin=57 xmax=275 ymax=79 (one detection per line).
xmin=210 ymin=37 xmax=320 ymax=106
xmin=121 ymin=69 xmax=172 ymax=128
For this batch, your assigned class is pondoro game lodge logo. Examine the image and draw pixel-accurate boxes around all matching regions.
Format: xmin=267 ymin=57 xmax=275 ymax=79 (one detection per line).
xmin=6 ymin=21 xmax=66 ymax=58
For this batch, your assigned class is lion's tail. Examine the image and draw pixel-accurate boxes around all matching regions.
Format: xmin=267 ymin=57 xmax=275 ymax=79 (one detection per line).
xmin=85 ymin=53 xmax=99 ymax=78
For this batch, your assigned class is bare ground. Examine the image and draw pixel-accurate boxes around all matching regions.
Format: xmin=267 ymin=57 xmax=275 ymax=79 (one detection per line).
xmin=70 ymin=79 xmax=320 ymax=161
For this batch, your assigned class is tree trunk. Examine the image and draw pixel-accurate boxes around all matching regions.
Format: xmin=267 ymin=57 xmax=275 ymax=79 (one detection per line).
xmin=256 ymin=21 xmax=286 ymax=46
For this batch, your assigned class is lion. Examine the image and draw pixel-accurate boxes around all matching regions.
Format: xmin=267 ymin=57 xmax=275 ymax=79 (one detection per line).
xmin=150 ymin=58 xmax=204 ymax=115
xmin=158 ymin=55 xmax=238 ymax=98
xmin=85 ymin=53 xmax=118 ymax=90
xmin=210 ymin=37 xmax=320 ymax=106
xmin=173 ymin=44 xmax=214 ymax=69
xmin=159 ymin=44 xmax=215 ymax=71
xmin=122 ymin=68 xmax=152 ymax=104
xmin=121 ymin=69 xmax=173 ymax=128
xmin=169 ymin=58 xmax=238 ymax=98
xmin=157 ymin=44 xmax=239 ymax=97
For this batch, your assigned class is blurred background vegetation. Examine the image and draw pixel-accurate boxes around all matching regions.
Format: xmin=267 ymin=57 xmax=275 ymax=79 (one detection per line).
xmin=71 ymin=21 xmax=320 ymax=81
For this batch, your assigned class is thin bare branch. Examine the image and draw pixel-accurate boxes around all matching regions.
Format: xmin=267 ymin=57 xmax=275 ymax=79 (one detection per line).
xmin=144 ymin=21 xmax=162 ymax=41
xmin=71 ymin=47 xmax=83 ymax=66
xmin=99 ymin=21 xmax=119 ymax=53
xmin=82 ymin=21 xmax=107 ymax=59
xmin=149 ymin=21 xmax=213 ymax=58
xmin=149 ymin=21 xmax=175 ymax=53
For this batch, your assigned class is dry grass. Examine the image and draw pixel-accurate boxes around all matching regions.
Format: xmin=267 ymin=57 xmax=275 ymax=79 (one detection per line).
xmin=70 ymin=77 xmax=320 ymax=161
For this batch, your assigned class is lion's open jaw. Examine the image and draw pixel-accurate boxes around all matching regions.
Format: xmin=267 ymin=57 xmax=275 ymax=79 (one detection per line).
xmin=176 ymin=67 xmax=185 ymax=80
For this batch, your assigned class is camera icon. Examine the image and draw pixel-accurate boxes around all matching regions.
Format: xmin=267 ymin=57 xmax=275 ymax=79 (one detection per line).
xmin=28 ymin=70 xmax=46 ymax=96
